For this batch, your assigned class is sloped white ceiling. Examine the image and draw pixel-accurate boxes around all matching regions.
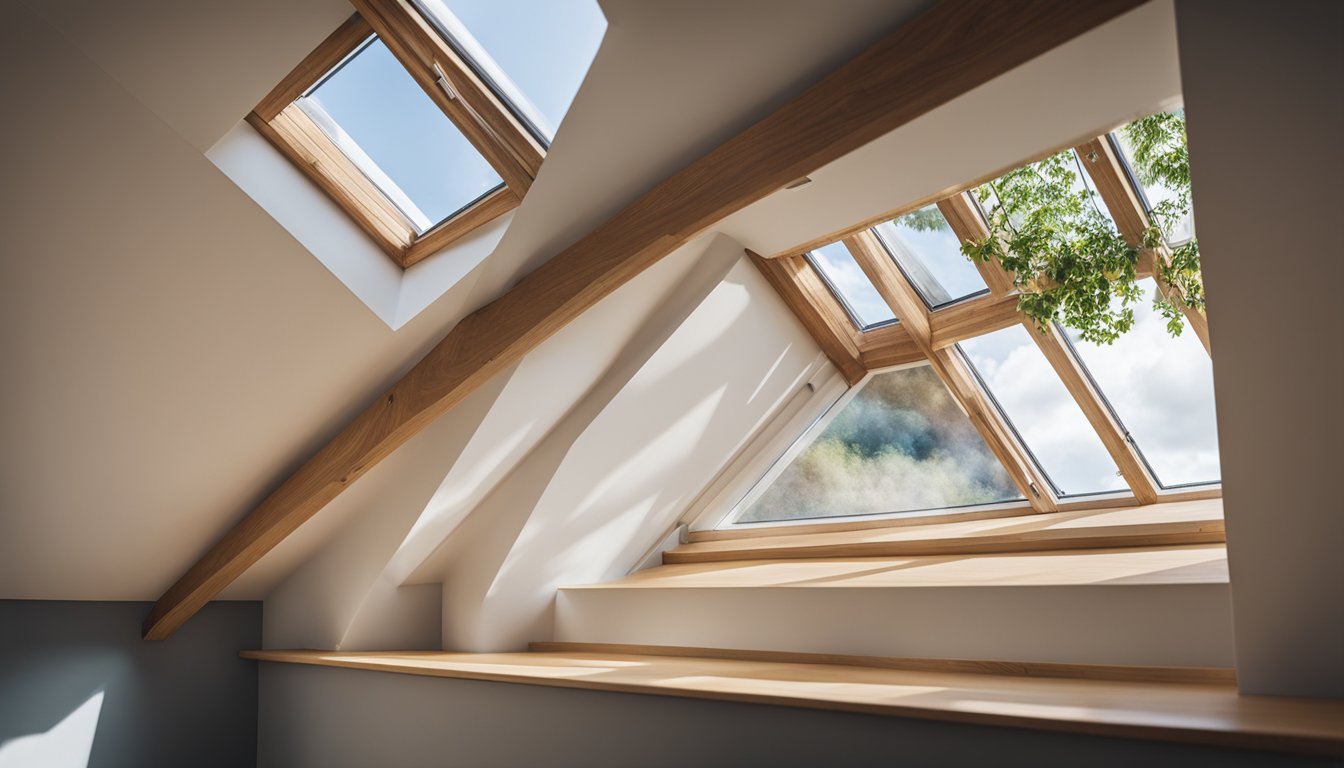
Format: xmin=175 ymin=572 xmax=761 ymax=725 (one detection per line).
xmin=0 ymin=0 xmax=933 ymax=599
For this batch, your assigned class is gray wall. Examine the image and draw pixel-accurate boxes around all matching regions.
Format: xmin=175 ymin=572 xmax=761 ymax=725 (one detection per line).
xmin=259 ymin=663 xmax=1336 ymax=768
xmin=0 ymin=601 xmax=259 ymax=767
xmin=1174 ymin=0 xmax=1344 ymax=697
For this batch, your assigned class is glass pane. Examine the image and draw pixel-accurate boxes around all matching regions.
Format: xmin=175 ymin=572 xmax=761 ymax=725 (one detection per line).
xmin=736 ymin=365 xmax=1021 ymax=524
xmin=299 ymin=37 xmax=504 ymax=234
xmin=960 ymin=325 xmax=1128 ymax=496
xmin=975 ymin=149 xmax=1115 ymax=231
xmin=807 ymin=242 xmax=897 ymax=329
xmin=1062 ymin=278 xmax=1220 ymax=487
xmin=874 ymin=205 xmax=988 ymax=308
xmin=1113 ymin=110 xmax=1196 ymax=245
xmin=414 ymin=0 xmax=606 ymax=142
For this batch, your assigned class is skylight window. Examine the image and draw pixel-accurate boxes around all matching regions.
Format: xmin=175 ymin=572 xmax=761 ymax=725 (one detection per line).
xmin=1112 ymin=110 xmax=1195 ymax=245
xmin=874 ymin=205 xmax=989 ymax=308
xmin=736 ymin=365 xmax=1021 ymax=524
xmin=960 ymin=326 xmax=1128 ymax=496
xmin=1061 ymin=278 xmax=1220 ymax=488
xmin=298 ymin=36 xmax=504 ymax=234
xmin=413 ymin=0 xmax=605 ymax=143
xmin=806 ymin=242 xmax=897 ymax=329
xmin=247 ymin=8 xmax=587 ymax=268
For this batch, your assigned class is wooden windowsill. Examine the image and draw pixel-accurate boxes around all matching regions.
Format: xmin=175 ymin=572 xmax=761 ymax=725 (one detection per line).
xmin=242 ymin=647 xmax=1344 ymax=756
xmin=670 ymin=498 xmax=1224 ymax=564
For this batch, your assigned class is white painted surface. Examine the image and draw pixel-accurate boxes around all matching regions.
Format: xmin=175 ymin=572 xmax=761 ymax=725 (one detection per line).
xmin=1174 ymin=0 xmax=1344 ymax=698
xmin=556 ymin=582 xmax=1236 ymax=667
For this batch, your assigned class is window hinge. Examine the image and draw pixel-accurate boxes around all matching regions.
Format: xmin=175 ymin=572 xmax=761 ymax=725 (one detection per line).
xmin=432 ymin=62 xmax=457 ymax=100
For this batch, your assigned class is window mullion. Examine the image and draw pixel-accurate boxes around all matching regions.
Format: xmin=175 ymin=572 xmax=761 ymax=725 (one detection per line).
xmin=1077 ymin=137 xmax=1211 ymax=354
xmin=844 ymin=231 xmax=1059 ymax=514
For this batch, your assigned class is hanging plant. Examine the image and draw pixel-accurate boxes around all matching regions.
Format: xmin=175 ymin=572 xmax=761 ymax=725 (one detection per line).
xmin=959 ymin=111 xmax=1202 ymax=342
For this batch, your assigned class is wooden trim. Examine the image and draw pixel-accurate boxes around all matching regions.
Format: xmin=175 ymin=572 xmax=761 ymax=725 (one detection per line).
xmin=937 ymin=194 xmax=1016 ymax=295
xmin=247 ymin=108 xmax=413 ymax=259
xmin=693 ymin=503 xmax=1037 ymax=542
xmin=254 ymin=14 xmax=373 ymax=122
xmin=1026 ymin=320 xmax=1162 ymax=503
xmin=241 ymin=648 xmax=1344 ymax=755
xmin=249 ymin=8 xmax=522 ymax=270
xmin=526 ymin=642 xmax=1237 ymax=686
xmin=664 ymin=499 xmax=1225 ymax=564
xmin=351 ymin=0 xmax=542 ymax=195
xmin=855 ymin=322 xmax=924 ymax=369
xmin=938 ymin=189 xmax=1162 ymax=503
xmin=400 ymin=187 xmax=519 ymax=267
xmin=1077 ymin=137 xmax=1211 ymax=352
xmin=928 ymin=293 xmax=1021 ymax=348
xmin=844 ymin=231 xmax=1058 ymax=513
xmin=748 ymin=250 xmax=866 ymax=384
xmin=145 ymin=0 xmax=1150 ymax=639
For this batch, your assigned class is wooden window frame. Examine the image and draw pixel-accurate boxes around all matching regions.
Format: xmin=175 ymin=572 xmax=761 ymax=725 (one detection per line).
xmin=248 ymin=5 xmax=545 ymax=269
xmin=745 ymin=118 xmax=1221 ymax=524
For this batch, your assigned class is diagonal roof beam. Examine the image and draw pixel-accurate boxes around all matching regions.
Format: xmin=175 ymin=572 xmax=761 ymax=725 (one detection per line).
xmin=143 ymin=0 xmax=1150 ymax=639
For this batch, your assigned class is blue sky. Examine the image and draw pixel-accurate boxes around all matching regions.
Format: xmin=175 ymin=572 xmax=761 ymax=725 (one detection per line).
xmin=301 ymin=0 xmax=606 ymax=230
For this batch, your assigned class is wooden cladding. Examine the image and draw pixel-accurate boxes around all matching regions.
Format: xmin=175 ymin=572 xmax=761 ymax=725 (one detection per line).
xmin=247 ymin=8 xmax=533 ymax=269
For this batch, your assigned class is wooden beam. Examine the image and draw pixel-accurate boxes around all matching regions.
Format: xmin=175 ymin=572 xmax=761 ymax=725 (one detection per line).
xmin=937 ymin=195 xmax=1016 ymax=295
xmin=940 ymin=190 xmax=1161 ymax=503
xmin=856 ymin=322 xmax=924 ymax=369
xmin=1077 ymin=137 xmax=1212 ymax=352
xmin=843 ymin=231 xmax=1058 ymax=513
xmin=928 ymin=293 xmax=1021 ymax=348
xmin=747 ymin=250 xmax=865 ymax=384
xmin=144 ymin=0 xmax=1148 ymax=639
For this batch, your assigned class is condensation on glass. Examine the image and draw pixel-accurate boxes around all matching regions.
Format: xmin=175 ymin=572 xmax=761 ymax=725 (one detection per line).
xmin=1061 ymin=277 xmax=1220 ymax=488
xmin=297 ymin=35 xmax=504 ymax=234
xmin=806 ymin=242 xmax=898 ymax=330
xmin=412 ymin=0 xmax=606 ymax=143
xmin=874 ymin=204 xmax=989 ymax=308
xmin=735 ymin=365 xmax=1022 ymax=524
xmin=959 ymin=325 xmax=1129 ymax=497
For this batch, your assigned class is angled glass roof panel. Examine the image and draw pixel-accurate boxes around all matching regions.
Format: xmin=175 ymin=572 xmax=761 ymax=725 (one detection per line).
xmin=1062 ymin=278 xmax=1220 ymax=488
xmin=414 ymin=0 xmax=606 ymax=143
xmin=736 ymin=365 xmax=1022 ymax=524
xmin=1113 ymin=109 xmax=1196 ymax=245
xmin=299 ymin=36 xmax=504 ymax=234
xmin=806 ymin=242 xmax=897 ymax=330
xmin=874 ymin=205 xmax=989 ymax=309
xmin=960 ymin=325 xmax=1128 ymax=497
xmin=973 ymin=149 xmax=1116 ymax=233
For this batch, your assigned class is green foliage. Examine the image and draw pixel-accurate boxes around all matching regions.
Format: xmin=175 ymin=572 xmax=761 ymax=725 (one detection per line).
xmin=894 ymin=206 xmax=949 ymax=233
xmin=959 ymin=110 xmax=1203 ymax=343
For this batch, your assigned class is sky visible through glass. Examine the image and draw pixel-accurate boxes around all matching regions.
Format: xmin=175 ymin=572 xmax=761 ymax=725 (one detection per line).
xmin=875 ymin=206 xmax=988 ymax=307
xmin=1063 ymin=278 xmax=1220 ymax=487
xmin=1113 ymin=112 xmax=1196 ymax=245
xmin=808 ymin=242 xmax=897 ymax=329
xmin=416 ymin=0 xmax=606 ymax=141
xmin=960 ymin=325 xmax=1128 ymax=496
xmin=738 ymin=365 xmax=1021 ymax=523
xmin=303 ymin=37 xmax=503 ymax=232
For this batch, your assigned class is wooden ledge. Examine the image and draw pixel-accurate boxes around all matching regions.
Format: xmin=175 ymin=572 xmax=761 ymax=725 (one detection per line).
xmin=575 ymin=544 xmax=1229 ymax=590
xmin=527 ymin=642 xmax=1235 ymax=686
xmin=669 ymin=499 xmax=1224 ymax=565
xmin=242 ymin=648 xmax=1344 ymax=756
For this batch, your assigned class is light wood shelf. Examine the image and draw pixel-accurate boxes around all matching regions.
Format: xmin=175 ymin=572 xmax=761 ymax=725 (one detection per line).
xmin=243 ymin=647 xmax=1344 ymax=756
